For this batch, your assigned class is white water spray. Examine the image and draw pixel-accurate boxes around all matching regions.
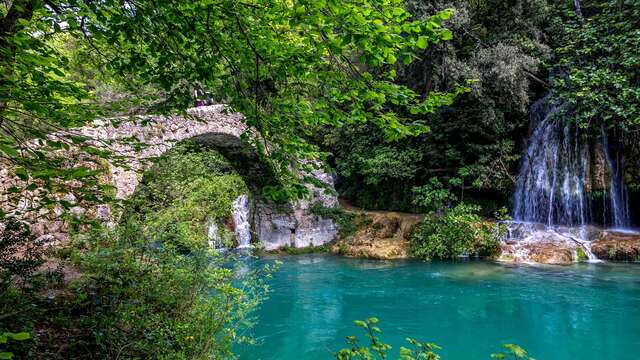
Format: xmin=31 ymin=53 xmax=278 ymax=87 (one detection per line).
xmin=507 ymin=96 xmax=633 ymax=262
xmin=207 ymin=221 xmax=224 ymax=249
xmin=232 ymin=194 xmax=252 ymax=248
xmin=513 ymin=96 xmax=630 ymax=227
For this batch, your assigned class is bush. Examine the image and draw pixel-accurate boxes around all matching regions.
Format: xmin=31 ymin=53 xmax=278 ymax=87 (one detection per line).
xmin=0 ymin=142 xmax=270 ymax=359
xmin=410 ymin=204 xmax=502 ymax=261
xmin=59 ymin=225 xmax=272 ymax=360
xmin=335 ymin=318 xmax=534 ymax=360
xmin=0 ymin=219 xmax=46 ymax=293
xmin=412 ymin=177 xmax=456 ymax=213
xmin=129 ymin=141 xmax=249 ymax=251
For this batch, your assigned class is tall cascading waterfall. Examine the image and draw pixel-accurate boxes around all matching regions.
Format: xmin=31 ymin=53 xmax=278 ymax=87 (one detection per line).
xmin=601 ymin=129 xmax=631 ymax=228
xmin=232 ymin=194 xmax=252 ymax=248
xmin=512 ymin=97 xmax=591 ymax=226
xmin=505 ymin=96 xmax=632 ymax=262
xmin=512 ymin=96 xmax=631 ymax=228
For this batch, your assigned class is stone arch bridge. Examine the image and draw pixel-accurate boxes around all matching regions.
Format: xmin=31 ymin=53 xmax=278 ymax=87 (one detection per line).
xmin=81 ymin=105 xmax=272 ymax=199
xmin=11 ymin=106 xmax=338 ymax=250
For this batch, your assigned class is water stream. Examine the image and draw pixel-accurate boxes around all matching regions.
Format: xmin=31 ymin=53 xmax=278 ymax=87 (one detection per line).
xmin=207 ymin=194 xmax=252 ymax=249
xmin=207 ymin=220 xmax=224 ymax=249
xmin=232 ymin=194 xmax=252 ymax=248
xmin=508 ymin=96 xmax=632 ymax=258
xmin=514 ymin=97 xmax=588 ymax=226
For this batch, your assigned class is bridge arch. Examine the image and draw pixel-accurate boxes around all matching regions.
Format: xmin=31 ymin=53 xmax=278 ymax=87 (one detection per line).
xmin=82 ymin=105 xmax=337 ymax=250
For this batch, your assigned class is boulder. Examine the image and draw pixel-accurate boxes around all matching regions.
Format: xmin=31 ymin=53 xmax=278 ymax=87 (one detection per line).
xmin=591 ymin=231 xmax=640 ymax=261
xmin=331 ymin=207 xmax=421 ymax=260
xmin=498 ymin=221 xmax=592 ymax=265
xmin=500 ymin=242 xmax=574 ymax=265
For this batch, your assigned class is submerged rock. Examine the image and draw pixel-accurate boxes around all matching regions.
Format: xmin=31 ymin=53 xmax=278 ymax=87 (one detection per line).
xmin=591 ymin=230 xmax=640 ymax=261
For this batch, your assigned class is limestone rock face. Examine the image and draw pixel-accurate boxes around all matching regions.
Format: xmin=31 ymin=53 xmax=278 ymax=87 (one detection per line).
xmin=591 ymin=231 xmax=640 ymax=261
xmin=500 ymin=241 xmax=575 ymax=265
xmin=331 ymin=207 xmax=421 ymax=260
xmin=498 ymin=222 xmax=640 ymax=264
xmin=255 ymin=167 xmax=338 ymax=250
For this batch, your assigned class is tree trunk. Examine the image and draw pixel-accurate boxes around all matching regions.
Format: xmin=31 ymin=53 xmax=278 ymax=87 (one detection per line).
xmin=0 ymin=0 xmax=41 ymax=116
xmin=0 ymin=0 xmax=38 ymax=46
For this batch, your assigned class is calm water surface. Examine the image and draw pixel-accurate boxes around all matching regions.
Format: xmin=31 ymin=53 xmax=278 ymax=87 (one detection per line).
xmin=237 ymin=255 xmax=640 ymax=360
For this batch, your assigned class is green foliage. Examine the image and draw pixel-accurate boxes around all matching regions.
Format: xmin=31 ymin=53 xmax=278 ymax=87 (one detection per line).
xmin=0 ymin=141 xmax=269 ymax=359
xmin=135 ymin=141 xmax=236 ymax=210
xmin=491 ymin=344 xmax=535 ymax=360
xmin=0 ymin=219 xmax=45 ymax=292
xmin=1 ymin=0 xmax=461 ymax=212
xmin=144 ymin=175 xmax=247 ymax=250
xmin=325 ymin=0 xmax=552 ymax=212
xmin=76 ymin=0 xmax=461 ymax=199
xmin=411 ymin=204 xmax=502 ymax=260
xmin=412 ymin=177 xmax=456 ymax=213
xmin=58 ymin=224 xmax=272 ymax=359
xmin=273 ymin=243 xmax=333 ymax=255
xmin=0 ymin=2 xmax=149 ymax=214
xmin=359 ymin=148 xmax=424 ymax=187
xmin=335 ymin=317 xmax=399 ymax=360
xmin=576 ymin=247 xmax=588 ymax=261
xmin=553 ymin=0 xmax=640 ymax=131
xmin=61 ymin=144 xmax=262 ymax=359
xmin=336 ymin=318 xmax=533 ymax=360
xmin=0 ymin=331 xmax=31 ymax=360
xmin=130 ymin=142 xmax=249 ymax=250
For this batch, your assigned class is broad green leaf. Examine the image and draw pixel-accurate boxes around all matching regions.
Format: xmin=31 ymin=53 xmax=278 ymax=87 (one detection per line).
xmin=416 ymin=36 xmax=428 ymax=49
xmin=0 ymin=144 xmax=18 ymax=157
xmin=9 ymin=332 xmax=30 ymax=341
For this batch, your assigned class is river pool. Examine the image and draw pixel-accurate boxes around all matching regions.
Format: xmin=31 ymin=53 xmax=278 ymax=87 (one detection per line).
xmin=237 ymin=254 xmax=640 ymax=360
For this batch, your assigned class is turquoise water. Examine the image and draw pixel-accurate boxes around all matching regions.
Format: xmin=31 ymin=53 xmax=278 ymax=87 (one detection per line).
xmin=237 ymin=255 xmax=640 ymax=360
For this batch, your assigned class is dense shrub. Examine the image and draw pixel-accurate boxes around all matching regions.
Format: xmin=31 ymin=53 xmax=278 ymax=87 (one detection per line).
xmin=410 ymin=204 xmax=502 ymax=260
xmin=129 ymin=141 xmax=249 ymax=250
xmin=0 ymin=220 xmax=43 ymax=359
xmin=324 ymin=0 xmax=552 ymax=212
xmin=55 ymin=143 xmax=263 ymax=358
xmin=0 ymin=219 xmax=46 ymax=292
xmin=59 ymin=224 xmax=271 ymax=360
xmin=0 ymin=142 xmax=269 ymax=359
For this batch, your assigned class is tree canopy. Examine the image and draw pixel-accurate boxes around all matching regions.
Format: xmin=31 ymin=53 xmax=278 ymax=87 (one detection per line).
xmin=0 ymin=0 xmax=461 ymax=210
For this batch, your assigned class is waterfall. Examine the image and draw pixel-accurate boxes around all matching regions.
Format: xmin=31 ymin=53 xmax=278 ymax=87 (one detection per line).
xmin=512 ymin=97 xmax=591 ymax=226
xmin=512 ymin=96 xmax=630 ymax=228
xmin=207 ymin=220 xmax=225 ymax=249
xmin=601 ymin=129 xmax=631 ymax=227
xmin=232 ymin=194 xmax=252 ymax=248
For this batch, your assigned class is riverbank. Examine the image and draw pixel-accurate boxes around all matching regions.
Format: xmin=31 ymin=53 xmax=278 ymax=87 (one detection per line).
xmin=325 ymin=203 xmax=640 ymax=265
